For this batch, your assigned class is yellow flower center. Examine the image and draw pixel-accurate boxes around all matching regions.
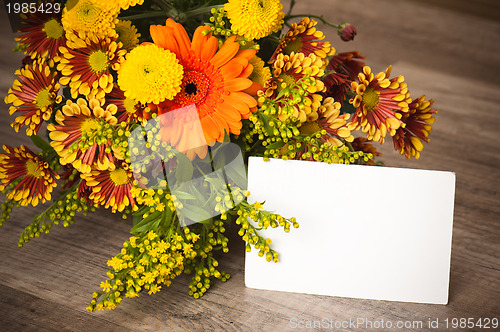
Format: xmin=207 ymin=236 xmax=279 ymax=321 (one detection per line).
xmin=43 ymin=18 xmax=64 ymax=40
xmin=35 ymin=88 xmax=53 ymax=108
xmin=299 ymin=121 xmax=321 ymax=135
xmin=26 ymin=160 xmax=42 ymax=178
xmin=88 ymin=50 xmax=109 ymax=73
xmin=109 ymin=168 xmax=129 ymax=185
xmin=75 ymin=1 xmax=99 ymax=25
xmin=283 ymin=38 xmax=303 ymax=55
xmin=81 ymin=118 xmax=100 ymax=133
xmin=362 ymin=87 xmax=380 ymax=111
xmin=276 ymin=73 xmax=296 ymax=92
xmin=123 ymin=97 xmax=137 ymax=114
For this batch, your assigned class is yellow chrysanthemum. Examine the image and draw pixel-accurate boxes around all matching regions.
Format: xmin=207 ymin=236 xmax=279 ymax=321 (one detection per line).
xmin=61 ymin=0 xmax=119 ymax=42
xmin=246 ymin=55 xmax=272 ymax=94
xmin=225 ymin=0 xmax=285 ymax=40
xmin=115 ymin=20 xmax=141 ymax=52
xmin=119 ymin=0 xmax=144 ymax=10
xmin=118 ymin=43 xmax=184 ymax=104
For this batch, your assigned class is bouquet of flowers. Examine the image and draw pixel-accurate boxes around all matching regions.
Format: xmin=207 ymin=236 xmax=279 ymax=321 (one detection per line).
xmin=1 ymin=0 xmax=437 ymax=311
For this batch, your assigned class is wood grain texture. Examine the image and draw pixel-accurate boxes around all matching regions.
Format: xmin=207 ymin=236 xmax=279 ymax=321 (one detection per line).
xmin=1 ymin=0 xmax=499 ymax=331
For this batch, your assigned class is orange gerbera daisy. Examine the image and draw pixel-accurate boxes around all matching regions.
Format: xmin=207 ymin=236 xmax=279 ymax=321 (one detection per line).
xmin=348 ymin=65 xmax=409 ymax=143
xmin=82 ymin=162 xmax=137 ymax=212
xmin=392 ymin=95 xmax=437 ymax=159
xmin=15 ymin=8 xmax=66 ymax=60
xmin=0 ymin=145 xmax=59 ymax=207
xmin=48 ymin=98 xmax=118 ymax=174
xmin=150 ymin=19 xmax=257 ymax=157
xmin=5 ymin=58 xmax=62 ymax=136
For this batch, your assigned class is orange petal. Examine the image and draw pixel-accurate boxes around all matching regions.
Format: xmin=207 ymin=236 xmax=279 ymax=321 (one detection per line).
xmin=150 ymin=25 xmax=180 ymax=57
xmin=210 ymin=36 xmax=239 ymax=68
xmin=220 ymin=58 xmax=246 ymax=79
xmin=237 ymin=63 xmax=254 ymax=79
xmin=236 ymin=49 xmax=258 ymax=61
xmin=224 ymin=78 xmax=252 ymax=91
xmin=231 ymin=91 xmax=258 ymax=108
xmin=201 ymin=115 xmax=221 ymax=145
xmin=243 ymin=81 xmax=264 ymax=96
xmin=211 ymin=111 xmax=230 ymax=138
xmin=217 ymin=100 xmax=243 ymax=122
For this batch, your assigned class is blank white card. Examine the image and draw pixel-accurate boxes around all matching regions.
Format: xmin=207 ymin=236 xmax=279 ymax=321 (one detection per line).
xmin=245 ymin=157 xmax=456 ymax=304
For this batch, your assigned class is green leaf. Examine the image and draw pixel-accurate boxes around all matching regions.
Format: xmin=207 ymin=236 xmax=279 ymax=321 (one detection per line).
xmin=174 ymin=152 xmax=194 ymax=182
xmin=131 ymin=210 xmax=162 ymax=234
xmin=178 ymin=202 xmax=213 ymax=223
xmin=30 ymin=134 xmax=52 ymax=152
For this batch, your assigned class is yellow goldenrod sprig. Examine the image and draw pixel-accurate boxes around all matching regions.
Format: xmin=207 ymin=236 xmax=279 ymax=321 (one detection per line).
xmin=18 ymin=186 xmax=93 ymax=247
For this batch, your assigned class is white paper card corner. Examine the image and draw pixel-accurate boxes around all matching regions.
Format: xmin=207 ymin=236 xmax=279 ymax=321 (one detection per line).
xmin=245 ymin=157 xmax=456 ymax=304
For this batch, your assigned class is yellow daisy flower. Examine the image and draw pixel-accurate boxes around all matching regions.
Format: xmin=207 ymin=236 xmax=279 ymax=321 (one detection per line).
xmin=348 ymin=65 xmax=409 ymax=143
xmin=246 ymin=55 xmax=272 ymax=95
xmin=270 ymin=17 xmax=335 ymax=68
xmin=117 ymin=43 xmax=184 ymax=105
xmin=0 ymin=145 xmax=59 ymax=207
xmin=57 ymin=35 xmax=126 ymax=100
xmin=48 ymin=98 xmax=119 ymax=174
xmin=5 ymin=58 xmax=62 ymax=136
xmin=83 ymin=162 xmax=137 ymax=213
xmin=225 ymin=0 xmax=285 ymax=40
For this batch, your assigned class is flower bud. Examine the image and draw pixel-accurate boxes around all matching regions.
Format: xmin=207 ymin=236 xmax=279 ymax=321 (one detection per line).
xmin=338 ymin=23 xmax=357 ymax=41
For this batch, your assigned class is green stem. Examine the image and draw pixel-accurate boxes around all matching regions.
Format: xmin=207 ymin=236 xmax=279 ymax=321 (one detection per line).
xmin=285 ymin=14 xmax=341 ymax=29
xmin=177 ymin=5 xmax=224 ymax=20
xmin=120 ymin=11 xmax=169 ymax=21
xmin=287 ymin=0 xmax=296 ymax=16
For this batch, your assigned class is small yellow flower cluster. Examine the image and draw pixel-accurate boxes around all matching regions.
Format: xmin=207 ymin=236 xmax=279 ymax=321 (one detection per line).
xmin=235 ymin=200 xmax=299 ymax=262
xmin=18 ymin=187 xmax=93 ymax=247
xmin=88 ymin=229 xmax=198 ymax=311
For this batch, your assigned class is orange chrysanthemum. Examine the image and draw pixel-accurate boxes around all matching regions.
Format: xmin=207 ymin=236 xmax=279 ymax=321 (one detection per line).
xmin=0 ymin=145 xmax=59 ymax=206
xmin=393 ymin=95 xmax=437 ymax=159
xmin=82 ymin=162 xmax=137 ymax=212
xmin=150 ymin=19 xmax=258 ymax=158
xmin=16 ymin=8 xmax=66 ymax=60
xmin=5 ymin=58 xmax=62 ymax=136
xmin=269 ymin=17 xmax=335 ymax=67
xmin=57 ymin=35 xmax=126 ymax=100
xmin=48 ymin=98 xmax=118 ymax=174
xmin=348 ymin=65 xmax=409 ymax=143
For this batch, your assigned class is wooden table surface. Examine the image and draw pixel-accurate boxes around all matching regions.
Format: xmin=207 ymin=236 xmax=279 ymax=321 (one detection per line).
xmin=1 ymin=0 xmax=499 ymax=331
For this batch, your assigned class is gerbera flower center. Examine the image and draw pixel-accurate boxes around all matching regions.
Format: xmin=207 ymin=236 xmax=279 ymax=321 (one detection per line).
xmin=25 ymin=160 xmax=42 ymax=178
xmin=283 ymin=38 xmax=303 ymax=55
xmin=43 ymin=19 xmax=64 ymax=40
xmin=177 ymin=71 xmax=211 ymax=107
xmin=35 ymin=88 xmax=53 ymax=108
xmin=362 ymin=87 xmax=380 ymax=111
xmin=88 ymin=50 xmax=109 ymax=73
xmin=109 ymin=168 xmax=129 ymax=185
